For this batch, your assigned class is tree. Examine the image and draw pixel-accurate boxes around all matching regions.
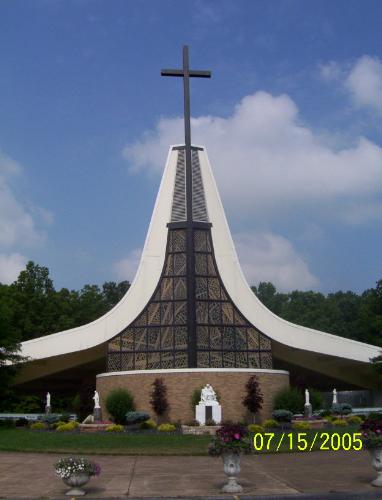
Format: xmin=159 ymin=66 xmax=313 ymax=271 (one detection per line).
xmin=150 ymin=378 xmax=169 ymax=422
xmin=0 ymin=286 xmax=23 ymax=410
xmin=242 ymin=375 xmax=263 ymax=421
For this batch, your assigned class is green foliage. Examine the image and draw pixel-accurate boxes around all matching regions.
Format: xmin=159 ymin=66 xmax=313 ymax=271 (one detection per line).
xmin=263 ymin=419 xmax=279 ymax=429
xmin=140 ymin=419 xmax=157 ymax=430
xmin=273 ymin=387 xmax=304 ymax=414
xmin=292 ymin=421 xmax=311 ymax=430
xmin=272 ymin=409 xmax=293 ymax=422
xmin=347 ymin=415 xmax=362 ymax=425
xmin=56 ymin=421 xmax=79 ymax=432
xmin=308 ymin=388 xmax=324 ymax=411
xmin=332 ymin=403 xmax=352 ymax=415
xmin=247 ymin=424 xmax=264 ymax=433
xmin=125 ymin=411 xmax=150 ymax=425
xmin=11 ymin=395 xmax=42 ymax=413
xmin=106 ymin=389 xmax=135 ymax=425
xmin=242 ymin=375 xmax=263 ymax=414
xmin=30 ymin=422 xmax=46 ymax=430
xmin=331 ymin=418 xmax=348 ymax=427
xmin=106 ymin=424 xmax=124 ymax=432
xmin=157 ymin=423 xmax=176 ymax=432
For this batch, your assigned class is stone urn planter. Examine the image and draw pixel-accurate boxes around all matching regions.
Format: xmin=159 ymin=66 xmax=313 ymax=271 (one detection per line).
xmin=54 ymin=457 xmax=101 ymax=496
xmin=63 ymin=473 xmax=90 ymax=496
xmin=369 ymin=448 xmax=382 ymax=487
xmin=221 ymin=452 xmax=243 ymax=493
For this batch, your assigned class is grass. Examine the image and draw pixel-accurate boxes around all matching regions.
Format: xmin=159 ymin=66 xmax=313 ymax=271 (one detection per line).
xmin=0 ymin=429 xmax=211 ymax=455
xmin=0 ymin=425 xmax=362 ymax=455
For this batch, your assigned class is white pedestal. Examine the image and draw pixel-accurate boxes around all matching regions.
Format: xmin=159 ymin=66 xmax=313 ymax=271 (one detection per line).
xmin=195 ymin=404 xmax=222 ymax=425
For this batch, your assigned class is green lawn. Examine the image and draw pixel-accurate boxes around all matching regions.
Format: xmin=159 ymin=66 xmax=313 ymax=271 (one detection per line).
xmin=0 ymin=426 xmax=361 ymax=455
xmin=0 ymin=429 xmax=211 ymax=455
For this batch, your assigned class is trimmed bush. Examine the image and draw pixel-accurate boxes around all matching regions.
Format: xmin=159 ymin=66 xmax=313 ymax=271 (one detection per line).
xmin=273 ymin=387 xmax=304 ymax=414
xmin=56 ymin=421 xmax=79 ymax=432
xmin=30 ymin=422 xmax=46 ymax=430
xmin=157 ymin=423 xmax=176 ymax=432
xmin=106 ymin=389 xmax=135 ymax=425
xmin=263 ymin=419 xmax=279 ymax=429
xmin=272 ymin=409 xmax=293 ymax=423
xmin=41 ymin=415 xmax=60 ymax=426
xmin=292 ymin=421 xmax=311 ymax=431
xmin=106 ymin=424 xmax=124 ymax=432
xmin=332 ymin=403 xmax=352 ymax=415
xmin=309 ymin=388 xmax=324 ymax=410
xmin=140 ymin=419 xmax=157 ymax=430
xmin=247 ymin=424 xmax=264 ymax=433
xmin=348 ymin=415 xmax=362 ymax=425
xmin=125 ymin=411 xmax=150 ymax=425
xmin=332 ymin=418 xmax=348 ymax=427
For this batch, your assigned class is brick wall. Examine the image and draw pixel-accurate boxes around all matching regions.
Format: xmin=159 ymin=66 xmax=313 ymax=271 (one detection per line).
xmin=97 ymin=369 xmax=289 ymax=423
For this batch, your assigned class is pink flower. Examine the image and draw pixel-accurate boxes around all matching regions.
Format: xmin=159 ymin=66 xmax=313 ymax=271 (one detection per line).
xmin=234 ymin=433 xmax=240 ymax=440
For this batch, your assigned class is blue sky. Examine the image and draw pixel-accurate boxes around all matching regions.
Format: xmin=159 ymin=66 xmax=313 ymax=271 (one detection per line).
xmin=1 ymin=0 xmax=382 ymax=293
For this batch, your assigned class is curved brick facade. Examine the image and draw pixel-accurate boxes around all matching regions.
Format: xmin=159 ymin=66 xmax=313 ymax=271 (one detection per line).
xmin=97 ymin=368 xmax=289 ymax=423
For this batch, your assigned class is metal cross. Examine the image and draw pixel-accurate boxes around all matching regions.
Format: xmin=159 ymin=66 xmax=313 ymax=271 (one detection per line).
xmin=161 ymin=45 xmax=211 ymax=156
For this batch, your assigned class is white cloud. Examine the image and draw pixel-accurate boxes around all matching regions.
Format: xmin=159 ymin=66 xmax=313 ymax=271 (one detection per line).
xmin=0 ymin=253 xmax=27 ymax=284
xmin=234 ymin=232 xmax=319 ymax=291
xmin=0 ymin=151 xmax=45 ymax=247
xmin=345 ymin=55 xmax=382 ymax=113
xmin=113 ymin=248 xmax=142 ymax=281
xmin=123 ymin=91 xmax=382 ymax=219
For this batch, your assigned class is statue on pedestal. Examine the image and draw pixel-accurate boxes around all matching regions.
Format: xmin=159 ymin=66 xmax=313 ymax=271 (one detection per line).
xmin=200 ymin=384 xmax=217 ymax=404
xmin=304 ymin=388 xmax=312 ymax=419
xmin=332 ymin=388 xmax=338 ymax=405
xmin=93 ymin=390 xmax=102 ymax=423
xmin=45 ymin=392 xmax=51 ymax=414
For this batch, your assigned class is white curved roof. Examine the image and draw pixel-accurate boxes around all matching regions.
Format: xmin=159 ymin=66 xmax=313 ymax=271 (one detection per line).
xmin=20 ymin=146 xmax=380 ymax=369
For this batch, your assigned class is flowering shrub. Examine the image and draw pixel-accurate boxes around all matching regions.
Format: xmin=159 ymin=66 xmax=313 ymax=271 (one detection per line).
xmin=361 ymin=418 xmax=382 ymax=449
xmin=208 ymin=423 xmax=251 ymax=456
xmin=157 ymin=423 xmax=176 ymax=432
xmin=54 ymin=457 xmax=101 ymax=479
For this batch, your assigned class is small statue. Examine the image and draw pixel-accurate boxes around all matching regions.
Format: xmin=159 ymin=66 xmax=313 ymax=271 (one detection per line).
xmin=333 ymin=388 xmax=338 ymax=405
xmin=93 ymin=390 xmax=100 ymax=409
xmin=305 ymin=389 xmax=310 ymax=406
xmin=200 ymin=384 xmax=217 ymax=404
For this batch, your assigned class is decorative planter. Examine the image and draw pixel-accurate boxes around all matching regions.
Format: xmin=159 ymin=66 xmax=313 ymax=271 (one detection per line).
xmin=63 ymin=473 xmax=90 ymax=496
xmin=369 ymin=448 xmax=382 ymax=487
xmin=221 ymin=452 xmax=243 ymax=493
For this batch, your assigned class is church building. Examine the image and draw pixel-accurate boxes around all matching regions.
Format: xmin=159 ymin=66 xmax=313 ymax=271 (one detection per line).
xmin=16 ymin=48 xmax=380 ymax=422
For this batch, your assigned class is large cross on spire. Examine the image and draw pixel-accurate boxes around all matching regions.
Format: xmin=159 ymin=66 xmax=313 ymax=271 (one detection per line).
xmin=161 ymin=45 xmax=211 ymax=223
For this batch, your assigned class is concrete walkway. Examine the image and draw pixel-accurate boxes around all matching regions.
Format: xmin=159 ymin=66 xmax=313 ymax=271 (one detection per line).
xmin=0 ymin=451 xmax=379 ymax=499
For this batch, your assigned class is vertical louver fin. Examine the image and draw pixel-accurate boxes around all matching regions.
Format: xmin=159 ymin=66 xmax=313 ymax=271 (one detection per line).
xmin=192 ymin=149 xmax=209 ymax=222
xmin=170 ymin=149 xmax=186 ymax=222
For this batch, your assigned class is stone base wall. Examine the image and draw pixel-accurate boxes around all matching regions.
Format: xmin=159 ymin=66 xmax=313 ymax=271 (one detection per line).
xmin=97 ymin=369 xmax=289 ymax=423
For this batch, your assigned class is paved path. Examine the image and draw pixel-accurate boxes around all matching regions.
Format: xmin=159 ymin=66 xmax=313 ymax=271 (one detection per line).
xmin=0 ymin=451 xmax=379 ymax=498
